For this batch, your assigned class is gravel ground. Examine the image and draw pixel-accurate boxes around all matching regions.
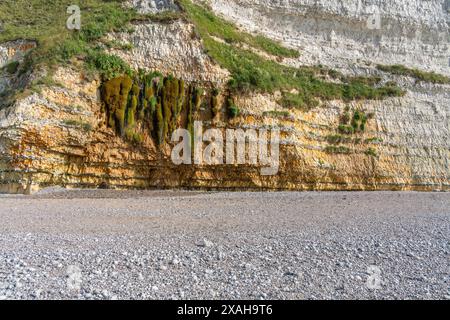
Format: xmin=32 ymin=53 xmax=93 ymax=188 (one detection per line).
xmin=0 ymin=190 xmax=449 ymax=300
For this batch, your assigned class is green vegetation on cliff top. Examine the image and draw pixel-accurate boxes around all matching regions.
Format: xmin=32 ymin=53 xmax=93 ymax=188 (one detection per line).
xmin=0 ymin=0 xmax=135 ymax=79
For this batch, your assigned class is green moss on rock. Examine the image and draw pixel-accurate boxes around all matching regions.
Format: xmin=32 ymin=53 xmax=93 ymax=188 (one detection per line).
xmin=102 ymin=72 xmax=213 ymax=146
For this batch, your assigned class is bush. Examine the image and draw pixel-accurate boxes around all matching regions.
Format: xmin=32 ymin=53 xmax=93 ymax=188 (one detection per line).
xmin=55 ymin=39 xmax=88 ymax=62
xmin=365 ymin=137 xmax=383 ymax=144
xmin=155 ymin=102 xmax=164 ymax=145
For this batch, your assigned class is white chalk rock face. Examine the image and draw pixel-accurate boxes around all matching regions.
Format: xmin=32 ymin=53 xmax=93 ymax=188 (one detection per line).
xmin=127 ymin=0 xmax=179 ymax=13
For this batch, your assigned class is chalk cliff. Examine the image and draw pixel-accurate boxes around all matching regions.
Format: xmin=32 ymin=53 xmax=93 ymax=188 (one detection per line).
xmin=0 ymin=0 xmax=449 ymax=193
